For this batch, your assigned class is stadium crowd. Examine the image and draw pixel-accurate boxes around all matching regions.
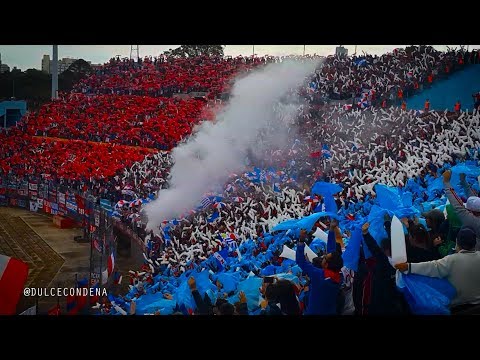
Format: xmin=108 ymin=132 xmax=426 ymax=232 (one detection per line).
xmin=1 ymin=45 xmax=480 ymax=315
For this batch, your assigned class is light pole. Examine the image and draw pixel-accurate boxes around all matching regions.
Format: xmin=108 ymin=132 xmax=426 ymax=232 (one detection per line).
xmin=52 ymin=45 xmax=58 ymax=100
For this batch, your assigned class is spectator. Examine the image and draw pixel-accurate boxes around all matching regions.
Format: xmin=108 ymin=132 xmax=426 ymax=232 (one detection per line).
xmin=454 ymin=100 xmax=461 ymax=113
xmin=360 ymin=222 xmax=409 ymax=315
xmin=443 ymin=170 xmax=480 ymax=250
xmin=424 ymin=99 xmax=430 ymax=112
xmin=296 ymin=229 xmax=343 ymax=315
xmin=395 ymin=226 xmax=480 ymax=313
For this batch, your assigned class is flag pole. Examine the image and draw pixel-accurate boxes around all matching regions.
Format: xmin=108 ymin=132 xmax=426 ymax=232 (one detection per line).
xmin=99 ymin=220 xmax=103 ymax=289
xmin=57 ymin=281 xmax=60 ymax=315
xmin=87 ymin=200 xmax=93 ymax=312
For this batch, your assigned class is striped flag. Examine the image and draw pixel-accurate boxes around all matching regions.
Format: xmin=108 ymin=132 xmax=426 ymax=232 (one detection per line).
xmin=201 ymin=197 xmax=212 ymax=209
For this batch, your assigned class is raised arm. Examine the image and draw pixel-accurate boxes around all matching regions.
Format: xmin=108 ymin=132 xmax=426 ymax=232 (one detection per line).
xmin=362 ymin=222 xmax=384 ymax=258
xmin=443 ymin=170 xmax=479 ymax=230
xmin=460 ymin=173 xmax=477 ymax=199
xmin=188 ymin=277 xmax=211 ymax=315
xmin=396 ymin=254 xmax=454 ymax=279
xmin=296 ymin=230 xmax=320 ymax=278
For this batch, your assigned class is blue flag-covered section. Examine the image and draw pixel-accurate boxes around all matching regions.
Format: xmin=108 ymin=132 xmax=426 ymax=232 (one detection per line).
xmin=104 ymin=164 xmax=480 ymax=315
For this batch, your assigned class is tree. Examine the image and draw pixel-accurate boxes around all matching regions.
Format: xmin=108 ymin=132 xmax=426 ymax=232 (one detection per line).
xmin=0 ymin=59 xmax=93 ymax=110
xmin=164 ymin=45 xmax=225 ymax=58
xmin=59 ymin=59 xmax=93 ymax=92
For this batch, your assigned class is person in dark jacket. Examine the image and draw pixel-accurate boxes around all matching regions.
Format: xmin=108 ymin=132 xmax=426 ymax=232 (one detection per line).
xmin=188 ymin=277 xmax=213 ymax=315
xmin=260 ymin=282 xmax=284 ymax=315
xmin=296 ymin=229 xmax=343 ymax=315
xmin=406 ymin=223 xmax=441 ymax=263
xmin=234 ymin=291 xmax=249 ymax=315
xmin=422 ymin=209 xmax=449 ymax=256
xmin=352 ymin=248 xmax=368 ymax=315
xmin=218 ymin=302 xmax=235 ymax=315
xmin=361 ymin=222 xmax=410 ymax=315
xmin=274 ymin=279 xmax=301 ymax=315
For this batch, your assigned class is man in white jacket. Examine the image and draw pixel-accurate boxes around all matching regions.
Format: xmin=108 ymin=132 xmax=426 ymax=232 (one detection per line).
xmin=395 ymin=227 xmax=480 ymax=311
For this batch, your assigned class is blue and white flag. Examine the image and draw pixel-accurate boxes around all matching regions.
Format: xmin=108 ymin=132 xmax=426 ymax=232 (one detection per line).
xmin=213 ymin=248 xmax=229 ymax=271
xmin=207 ymin=211 xmax=220 ymax=223
xmin=201 ymin=197 xmax=212 ymax=209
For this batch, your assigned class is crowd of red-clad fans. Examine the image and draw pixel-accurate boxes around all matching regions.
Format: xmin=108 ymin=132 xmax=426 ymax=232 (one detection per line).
xmin=0 ymin=127 xmax=151 ymax=181
xmin=72 ymin=55 xmax=271 ymax=99
xmin=22 ymin=94 xmax=207 ymax=150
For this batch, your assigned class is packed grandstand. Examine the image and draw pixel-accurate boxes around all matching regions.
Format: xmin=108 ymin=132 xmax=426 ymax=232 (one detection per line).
xmin=1 ymin=45 xmax=480 ymax=315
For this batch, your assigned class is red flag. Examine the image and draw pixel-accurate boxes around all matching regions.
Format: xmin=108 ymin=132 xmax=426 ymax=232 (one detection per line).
xmin=107 ymin=252 xmax=115 ymax=276
xmin=48 ymin=304 xmax=61 ymax=316
xmin=0 ymin=254 xmax=29 ymax=315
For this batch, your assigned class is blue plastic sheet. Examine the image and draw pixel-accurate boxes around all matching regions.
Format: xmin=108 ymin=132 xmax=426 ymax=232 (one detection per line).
xmin=311 ymin=181 xmax=343 ymax=196
xmin=375 ymin=184 xmax=403 ymax=211
xmin=367 ymin=205 xmax=391 ymax=244
xmin=216 ymin=272 xmax=241 ymax=293
xmin=228 ymin=276 xmax=263 ymax=311
xmin=135 ymin=295 xmax=176 ymax=315
xmin=401 ymin=191 xmax=413 ymax=207
xmin=398 ymin=273 xmax=456 ymax=315
xmin=342 ymin=228 xmax=363 ymax=272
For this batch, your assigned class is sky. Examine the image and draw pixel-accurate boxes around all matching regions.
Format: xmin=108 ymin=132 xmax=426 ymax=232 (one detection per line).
xmin=0 ymin=45 xmax=478 ymax=71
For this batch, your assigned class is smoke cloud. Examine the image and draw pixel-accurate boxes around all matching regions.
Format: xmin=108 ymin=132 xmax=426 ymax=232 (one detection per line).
xmin=145 ymin=59 xmax=319 ymax=231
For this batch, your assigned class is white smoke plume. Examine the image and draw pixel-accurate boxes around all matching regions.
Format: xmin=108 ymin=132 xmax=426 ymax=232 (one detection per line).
xmin=145 ymin=59 xmax=319 ymax=231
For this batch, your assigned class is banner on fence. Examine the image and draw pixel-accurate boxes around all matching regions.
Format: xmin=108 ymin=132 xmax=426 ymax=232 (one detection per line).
xmin=66 ymin=200 xmax=78 ymax=214
xmin=50 ymin=202 xmax=58 ymax=215
xmin=75 ymin=195 xmax=85 ymax=216
xmin=49 ymin=188 xmax=57 ymax=203
xmin=94 ymin=210 xmax=100 ymax=227
xmin=30 ymin=200 xmax=38 ymax=212
xmin=90 ymin=272 xmax=100 ymax=287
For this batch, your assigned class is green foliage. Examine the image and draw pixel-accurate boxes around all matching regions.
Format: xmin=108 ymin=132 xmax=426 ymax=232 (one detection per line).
xmin=0 ymin=59 xmax=93 ymax=110
xmin=163 ymin=45 xmax=225 ymax=58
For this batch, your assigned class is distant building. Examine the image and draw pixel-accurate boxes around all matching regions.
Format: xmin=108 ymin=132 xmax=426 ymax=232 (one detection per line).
xmin=0 ymin=53 xmax=10 ymax=73
xmin=41 ymin=54 xmax=50 ymax=73
xmin=0 ymin=63 xmax=9 ymax=73
xmin=90 ymin=63 xmax=103 ymax=71
xmin=41 ymin=55 xmax=99 ymax=74
xmin=335 ymin=46 xmax=348 ymax=57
